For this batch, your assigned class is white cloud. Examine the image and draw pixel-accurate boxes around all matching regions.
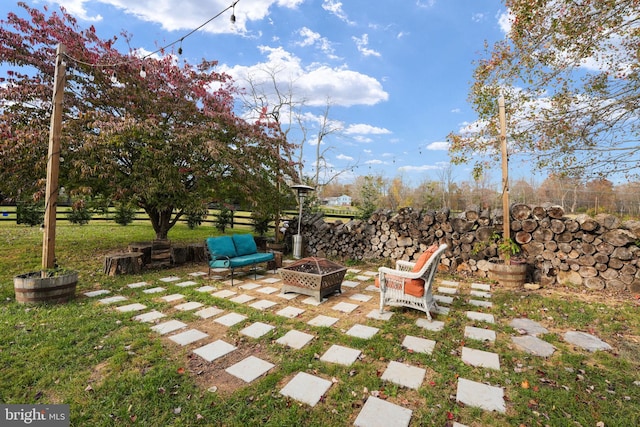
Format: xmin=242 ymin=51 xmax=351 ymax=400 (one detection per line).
xmin=352 ymin=34 xmax=381 ymax=57
xmin=295 ymin=27 xmax=337 ymax=59
xmin=426 ymin=141 xmax=449 ymax=151
xmin=472 ymin=13 xmax=485 ymax=23
xmin=344 ymin=123 xmax=391 ymax=135
xmin=365 ymin=159 xmax=384 ymax=165
xmin=220 ymin=46 xmax=388 ymax=107
xmin=336 ymin=153 xmax=354 ymax=161
xmin=450 ymin=108 xmax=461 ymax=113
xmin=398 ymin=164 xmax=442 ymax=172
xmin=416 ymin=0 xmax=436 ymax=9
xmin=497 ymin=9 xmax=514 ymax=34
xmin=322 ymin=0 xmax=354 ymax=25
xmin=55 ymin=0 xmax=103 ymax=21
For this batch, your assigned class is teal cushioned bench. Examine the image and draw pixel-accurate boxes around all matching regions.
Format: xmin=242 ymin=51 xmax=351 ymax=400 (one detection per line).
xmin=206 ymin=234 xmax=275 ymax=285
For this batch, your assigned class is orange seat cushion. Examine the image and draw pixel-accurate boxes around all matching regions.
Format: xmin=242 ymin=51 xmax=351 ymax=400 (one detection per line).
xmin=375 ymin=275 xmax=425 ymax=297
xmin=411 ymin=245 xmax=439 ymax=273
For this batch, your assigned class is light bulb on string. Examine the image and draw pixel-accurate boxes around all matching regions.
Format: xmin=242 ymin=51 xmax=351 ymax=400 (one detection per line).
xmin=110 ymin=72 xmax=118 ymax=84
xmin=139 ymin=65 xmax=146 ymax=78
xmin=231 ymin=3 xmax=236 ymax=23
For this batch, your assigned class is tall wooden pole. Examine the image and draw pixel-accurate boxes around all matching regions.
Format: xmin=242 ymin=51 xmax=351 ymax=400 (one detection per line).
xmin=42 ymin=43 xmax=66 ymax=271
xmin=498 ymin=94 xmax=510 ymax=242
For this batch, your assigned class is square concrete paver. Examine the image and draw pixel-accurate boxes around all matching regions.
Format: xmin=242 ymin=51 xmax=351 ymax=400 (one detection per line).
xmin=471 ymin=283 xmax=491 ymax=291
xmin=301 ymin=296 xmax=326 ymax=306
xmin=276 ymin=306 xmax=305 ymax=319
xmin=188 ymin=271 xmax=208 ymax=277
xmin=355 ymin=275 xmax=371 ymax=281
xmin=349 ymin=293 xmax=372 ymax=302
xmin=99 ymin=295 xmax=127 ymax=304
xmin=212 ymin=290 xmax=236 ymax=299
xmin=257 ymin=286 xmax=279 ymax=294
xmin=240 ymin=322 xmax=275 ymax=339
xmin=563 ymin=331 xmax=612 ymax=352
xmin=320 ymin=344 xmax=361 ymax=366
xmin=175 ymin=301 xmax=204 ymax=311
xmin=512 ymin=335 xmax=556 ymax=357
xmin=280 ymin=372 xmax=332 ymax=407
xmin=239 ymin=283 xmax=261 ymax=290
xmin=277 ymin=292 xmax=299 ymax=300
xmin=470 ymin=290 xmax=492 ymax=299
xmin=510 ymin=318 xmax=549 ymax=336
xmin=276 ymin=330 xmax=314 ymax=349
xmin=332 ymin=302 xmax=359 ymax=313
xmin=402 ymin=335 xmax=436 ymax=354
xmin=437 ymin=287 xmax=458 ymax=295
xmin=461 ymin=347 xmax=500 ymax=370
xmin=168 ymin=329 xmax=208 ymax=346
xmin=194 ymin=307 xmax=224 ymax=319
xmin=214 ymin=312 xmax=247 ymax=327
xmin=151 ymin=319 xmax=187 ymax=335
xmin=175 ymin=281 xmax=198 ymax=287
xmin=193 ymin=339 xmax=236 ymax=362
xmin=250 ymin=299 xmax=277 ymax=311
xmin=261 ymin=277 xmax=281 ymax=284
xmin=469 ymin=299 xmax=493 ymax=308
xmin=159 ymin=276 xmax=181 ymax=282
xmin=127 ymin=281 xmax=148 ymax=289
xmin=440 ymin=280 xmax=459 ymax=287
xmin=160 ymin=293 xmax=184 ymax=302
xmin=133 ymin=310 xmax=166 ymax=323
xmin=226 ymin=356 xmax=275 ymax=383
xmin=381 ymin=361 xmax=426 ymax=390
xmin=230 ymin=294 xmax=255 ymax=304
xmin=346 ymin=324 xmax=379 ymax=339
xmin=354 ymin=396 xmax=412 ymax=427
xmin=307 ymin=315 xmax=340 ymax=327
xmin=466 ymin=311 xmax=495 ymax=323
xmin=433 ymin=295 xmax=454 ymax=305
xmin=416 ymin=318 xmax=445 ymax=332
xmin=464 ymin=326 xmax=496 ymax=342
xmin=196 ymin=285 xmax=216 ymax=293
xmin=456 ymin=378 xmax=505 ymax=413
xmin=84 ymin=289 xmax=110 ymax=297
xmin=366 ymin=310 xmax=393 ymax=321
xmin=342 ymin=280 xmax=360 ymax=288
xmin=364 ymin=285 xmax=379 ymax=292
xmin=116 ymin=303 xmax=147 ymax=313
xmin=143 ymin=286 xmax=165 ymax=294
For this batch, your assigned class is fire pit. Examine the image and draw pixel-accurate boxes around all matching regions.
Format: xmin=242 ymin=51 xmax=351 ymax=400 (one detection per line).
xmin=278 ymin=257 xmax=346 ymax=301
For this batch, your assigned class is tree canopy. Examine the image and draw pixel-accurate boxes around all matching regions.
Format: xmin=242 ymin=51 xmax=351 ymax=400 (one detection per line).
xmin=448 ymin=0 xmax=640 ymax=179
xmin=0 ymin=2 xmax=296 ymax=238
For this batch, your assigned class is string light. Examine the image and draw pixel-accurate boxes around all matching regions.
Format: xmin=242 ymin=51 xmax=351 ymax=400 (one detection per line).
xmin=139 ymin=65 xmax=146 ymax=78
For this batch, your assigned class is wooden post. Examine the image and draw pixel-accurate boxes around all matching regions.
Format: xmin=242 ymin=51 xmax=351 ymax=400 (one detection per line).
xmin=498 ymin=94 xmax=510 ymax=242
xmin=42 ymin=43 xmax=66 ymax=271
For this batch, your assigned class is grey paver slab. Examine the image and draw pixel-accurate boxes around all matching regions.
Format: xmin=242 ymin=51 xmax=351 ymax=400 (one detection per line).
xmin=277 ymin=292 xmax=299 ymax=300
xmin=276 ymin=306 xmax=305 ymax=318
xmin=257 ymin=286 xmax=279 ymax=294
xmin=279 ymin=372 xmax=332 ymax=406
xmin=212 ymin=290 xmax=236 ymax=299
xmin=261 ymin=277 xmax=281 ymax=284
xmin=464 ymin=326 xmax=496 ymax=342
xmin=214 ymin=312 xmax=247 ymax=327
xmin=381 ymin=361 xmax=426 ymax=390
xmin=151 ymin=319 xmax=187 ymax=335
xmin=440 ymin=280 xmax=459 ymax=287
xmin=276 ymin=330 xmax=314 ymax=349
xmin=362 ymin=270 xmax=377 ymax=276
xmin=367 ymin=310 xmax=393 ymax=321
xmin=226 ymin=356 xmax=275 ymax=383
xmin=127 ymin=281 xmax=148 ymax=288
xmin=470 ymin=290 xmax=492 ymax=299
xmin=301 ymin=296 xmax=326 ymax=306
xmin=84 ymin=289 xmax=110 ymax=297
xmin=332 ymin=301 xmax=359 ymax=313
xmin=433 ymin=295 xmax=454 ymax=304
xmin=320 ymin=344 xmax=361 ymax=366
xmin=307 ymin=315 xmax=340 ymax=327
xmin=342 ymin=280 xmax=360 ymax=288
xmin=239 ymin=282 xmax=261 ymax=290
xmin=193 ymin=339 xmax=236 ymax=362
xmin=469 ymin=299 xmax=492 ymax=308
xmin=466 ymin=311 xmax=495 ymax=323
xmin=416 ymin=318 xmax=445 ymax=332
xmin=456 ymin=378 xmax=505 ymax=413
xmin=563 ymin=331 xmax=612 ymax=352
xmin=437 ymin=287 xmax=458 ymax=295
xmin=175 ymin=280 xmax=198 ymax=287
xmin=160 ymin=293 xmax=184 ymax=302
xmin=116 ymin=303 xmax=147 ymax=313
xmin=195 ymin=285 xmax=216 ymax=293
xmin=194 ymin=307 xmax=224 ymax=319
xmin=364 ymin=285 xmax=379 ymax=292
xmin=355 ymin=275 xmax=371 ymax=281
xmin=159 ymin=276 xmax=181 ymax=282
xmin=461 ymin=347 xmax=500 ymax=370
xmin=143 ymin=286 xmax=165 ymax=294
xmin=229 ymin=294 xmax=255 ymax=304
xmin=249 ymin=299 xmax=277 ymax=311
xmin=175 ymin=301 xmax=204 ymax=311
xmin=512 ymin=335 xmax=556 ymax=357
xmin=240 ymin=322 xmax=275 ymax=339
xmin=471 ymin=283 xmax=491 ymax=291
xmin=349 ymin=293 xmax=372 ymax=302
xmin=347 ymin=268 xmax=361 ymax=273
xmin=98 ymin=295 xmax=127 ymax=304
xmin=354 ymin=396 xmax=412 ymax=427
xmin=402 ymin=335 xmax=436 ymax=354
xmin=133 ymin=310 xmax=166 ymax=323
xmin=433 ymin=305 xmax=450 ymax=315
xmin=168 ymin=329 xmax=208 ymax=346
xmin=188 ymin=271 xmax=208 ymax=277
xmin=510 ymin=318 xmax=549 ymax=336
xmin=346 ymin=324 xmax=379 ymax=339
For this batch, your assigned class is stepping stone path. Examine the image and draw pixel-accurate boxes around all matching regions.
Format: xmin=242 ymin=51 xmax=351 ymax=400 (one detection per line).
xmin=82 ymin=265 xmax=605 ymax=425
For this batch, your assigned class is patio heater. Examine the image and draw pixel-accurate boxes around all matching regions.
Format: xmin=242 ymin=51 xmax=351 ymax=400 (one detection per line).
xmin=291 ymin=184 xmax=315 ymax=259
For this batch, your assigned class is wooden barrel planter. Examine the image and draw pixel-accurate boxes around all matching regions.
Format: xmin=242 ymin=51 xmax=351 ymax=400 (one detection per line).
xmin=488 ymin=262 xmax=527 ymax=288
xmin=14 ymin=270 xmax=78 ymax=304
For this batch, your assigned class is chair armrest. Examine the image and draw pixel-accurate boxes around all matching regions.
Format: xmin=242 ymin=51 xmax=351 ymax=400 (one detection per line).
xmin=378 ymin=266 xmax=422 ymax=279
xmin=396 ymin=260 xmax=415 ymax=272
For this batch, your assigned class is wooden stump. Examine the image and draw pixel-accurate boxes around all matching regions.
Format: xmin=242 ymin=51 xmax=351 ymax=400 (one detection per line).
xmin=188 ymin=243 xmax=207 ymax=262
xmin=128 ymin=242 xmax=152 ymax=266
xmin=172 ymin=245 xmax=188 ymax=265
xmin=267 ymin=251 xmax=283 ymax=270
xmin=104 ymin=252 xmax=143 ymax=276
xmin=150 ymin=239 xmax=172 ymax=268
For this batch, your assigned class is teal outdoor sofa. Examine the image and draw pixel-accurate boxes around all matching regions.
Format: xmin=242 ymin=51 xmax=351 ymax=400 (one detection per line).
xmin=205 ymin=234 xmax=275 ymax=285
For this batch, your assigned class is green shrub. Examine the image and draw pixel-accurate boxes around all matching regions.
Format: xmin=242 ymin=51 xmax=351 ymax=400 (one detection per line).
xmin=113 ymin=203 xmax=136 ymax=226
xmin=16 ymin=201 xmax=44 ymax=226
xmin=67 ymin=199 xmax=92 ymax=225
xmin=214 ymin=204 xmax=234 ymax=233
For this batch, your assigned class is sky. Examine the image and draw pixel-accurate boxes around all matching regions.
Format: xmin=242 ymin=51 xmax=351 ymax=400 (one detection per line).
xmin=0 ymin=0 xmax=516 ymax=187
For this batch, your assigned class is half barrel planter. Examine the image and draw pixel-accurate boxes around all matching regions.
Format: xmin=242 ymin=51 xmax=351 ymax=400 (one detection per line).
xmin=488 ymin=262 xmax=527 ymax=289
xmin=14 ymin=270 xmax=78 ymax=304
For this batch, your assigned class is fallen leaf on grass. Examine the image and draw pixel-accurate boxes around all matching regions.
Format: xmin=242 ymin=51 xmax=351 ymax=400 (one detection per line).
xmin=521 ymin=380 xmax=530 ymax=389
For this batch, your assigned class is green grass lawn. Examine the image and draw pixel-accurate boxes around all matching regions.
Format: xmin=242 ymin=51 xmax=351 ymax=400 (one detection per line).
xmin=0 ymin=221 xmax=639 ymax=426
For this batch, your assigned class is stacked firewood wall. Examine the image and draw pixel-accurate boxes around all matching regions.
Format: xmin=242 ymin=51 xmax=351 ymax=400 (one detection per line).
xmin=288 ymin=204 xmax=640 ymax=292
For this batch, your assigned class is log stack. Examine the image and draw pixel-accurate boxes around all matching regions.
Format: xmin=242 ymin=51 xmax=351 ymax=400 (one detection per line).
xmin=288 ymin=204 xmax=640 ymax=292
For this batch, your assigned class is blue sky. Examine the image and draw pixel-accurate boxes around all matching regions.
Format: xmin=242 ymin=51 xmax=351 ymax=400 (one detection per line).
xmin=1 ymin=0 xmax=514 ymax=186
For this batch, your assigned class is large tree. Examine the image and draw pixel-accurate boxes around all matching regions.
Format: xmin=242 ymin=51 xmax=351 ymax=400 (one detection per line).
xmin=0 ymin=3 xmax=295 ymax=239
xmin=448 ymin=0 xmax=640 ymax=179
